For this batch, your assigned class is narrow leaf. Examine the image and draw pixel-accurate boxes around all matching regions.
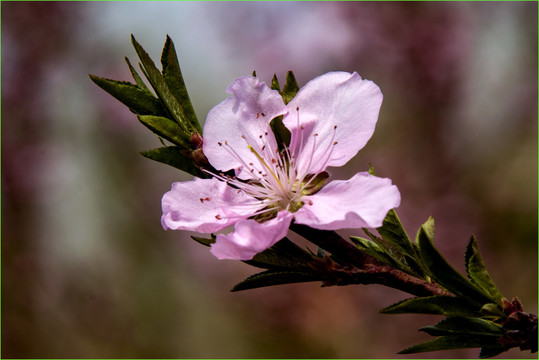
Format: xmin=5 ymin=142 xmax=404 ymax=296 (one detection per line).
xmin=398 ymin=335 xmax=499 ymax=354
xmin=191 ymin=235 xmax=216 ymax=247
xmin=243 ymin=237 xmax=318 ymax=270
xmin=480 ymin=303 xmax=505 ymax=317
xmin=362 ymin=228 xmax=417 ymax=276
xmin=380 ymin=295 xmax=481 ymax=317
xmin=231 ymin=270 xmax=320 ymax=291
xmin=89 ymin=75 xmax=168 ymax=117
xmin=417 ymin=222 xmax=493 ymax=305
xmin=160 ymin=35 xmax=201 ymax=133
xmin=416 ymin=216 xmax=435 ymax=245
xmin=131 ymin=35 xmax=194 ymax=134
xmin=281 ymin=71 xmax=299 ymax=104
xmin=351 ymin=236 xmax=400 ymax=267
xmin=377 ymin=209 xmax=415 ymax=258
xmin=140 ymin=146 xmax=204 ymax=177
xmin=271 ymin=73 xmax=281 ymax=91
xmin=270 ymin=115 xmax=291 ymax=148
xmin=420 ymin=317 xmax=505 ymax=337
xmin=137 ymin=115 xmax=190 ymax=148
xmin=465 ymin=235 xmax=504 ymax=304
xmin=125 ymin=57 xmax=152 ymax=93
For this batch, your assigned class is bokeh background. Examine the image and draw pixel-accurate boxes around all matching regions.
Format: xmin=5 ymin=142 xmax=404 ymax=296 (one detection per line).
xmin=2 ymin=2 xmax=537 ymax=358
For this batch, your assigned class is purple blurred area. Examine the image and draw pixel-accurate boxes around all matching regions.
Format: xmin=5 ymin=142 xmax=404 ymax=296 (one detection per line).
xmin=2 ymin=2 xmax=537 ymax=358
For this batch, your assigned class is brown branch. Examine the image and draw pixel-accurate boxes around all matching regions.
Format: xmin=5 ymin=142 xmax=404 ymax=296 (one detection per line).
xmin=291 ymin=223 xmax=450 ymax=297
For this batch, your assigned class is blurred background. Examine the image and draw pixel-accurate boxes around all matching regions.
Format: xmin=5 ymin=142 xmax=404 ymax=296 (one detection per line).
xmin=2 ymin=2 xmax=537 ymax=358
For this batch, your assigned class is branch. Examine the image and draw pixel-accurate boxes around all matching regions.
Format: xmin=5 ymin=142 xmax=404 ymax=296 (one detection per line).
xmin=291 ymin=223 xmax=449 ymax=297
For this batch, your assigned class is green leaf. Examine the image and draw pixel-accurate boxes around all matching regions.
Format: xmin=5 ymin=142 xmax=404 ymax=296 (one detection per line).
xmin=281 ymin=71 xmax=299 ymax=104
xmin=88 ymin=75 xmax=168 ymax=117
xmin=350 ymin=236 xmax=400 ymax=268
xmin=377 ymin=209 xmax=415 ymax=257
xmin=137 ymin=115 xmax=191 ymax=148
xmin=270 ymin=115 xmax=292 ymax=148
xmin=191 ymin=235 xmax=216 ymax=247
xmin=231 ymin=270 xmax=320 ymax=291
xmin=380 ymin=295 xmax=482 ymax=317
xmin=416 ymin=220 xmax=493 ymax=305
xmin=125 ymin=57 xmax=152 ymax=94
xmin=465 ymin=235 xmax=504 ymax=305
xmin=140 ymin=146 xmax=204 ymax=177
xmin=131 ymin=35 xmax=195 ymax=135
xmin=160 ymin=35 xmax=201 ymax=133
xmin=415 ymin=216 xmax=435 ymax=246
xmin=270 ymin=73 xmax=281 ymax=91
xmin=480 ymin=303 xmax=505 ymax=317
xmin=420 ymin=317 xmax=505 ymax=337
xmin=398 ymin=335 xmax=499 ymax=354
xmin=243 ymin=237 xmax=318 ymax=270
xmin=361 ymin=228 xmax=418 ymax=276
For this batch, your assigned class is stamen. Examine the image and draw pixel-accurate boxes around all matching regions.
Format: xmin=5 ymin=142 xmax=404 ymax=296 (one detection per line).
xmin=204 ymin=109 xmax=334 ymax=222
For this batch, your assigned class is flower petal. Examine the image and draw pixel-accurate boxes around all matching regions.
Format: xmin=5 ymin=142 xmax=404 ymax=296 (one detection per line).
xmin=161 ymin=177 xmax=262 ymax=233
xmin=203 ymin=76 xmax=288 ymax=179
xmin=294 ymin=172 xmax=400 ymax=230
xmin=283 ymin=72 xmax=383 ymax=176
xmin=210 ymin=211 xmax=294 ymax=260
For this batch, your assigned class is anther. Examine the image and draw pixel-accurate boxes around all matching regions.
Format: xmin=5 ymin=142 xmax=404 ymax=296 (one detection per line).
xmin=261 ymin=112 xmax=265 ymax=117
xmin=218 ymin=142 xmax=222 ymax=146
xmin=215 ymin=214 xmax=222 ymax=220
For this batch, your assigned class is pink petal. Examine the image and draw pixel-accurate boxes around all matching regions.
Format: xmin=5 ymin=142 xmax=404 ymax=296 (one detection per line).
xmin=283 ymin=72 xmax=383 ymax=176
xmin=202 ymin=76 xmax=288 ymax=179
xmin=210 ymin=211 xmax=294 ymax=260
xmin=294 ymin=172 xmax=400 ymax=230
xmin=161 ymin=177 xmax=262 ymax=233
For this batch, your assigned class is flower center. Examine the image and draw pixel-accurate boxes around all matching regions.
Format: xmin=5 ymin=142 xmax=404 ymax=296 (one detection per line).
xmin=206 ymin=108 xmax=338 ymax=220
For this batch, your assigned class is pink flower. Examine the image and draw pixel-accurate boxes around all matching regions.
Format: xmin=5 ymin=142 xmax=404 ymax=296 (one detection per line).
xmin=161 ymin=72 xmax=401 ymax=260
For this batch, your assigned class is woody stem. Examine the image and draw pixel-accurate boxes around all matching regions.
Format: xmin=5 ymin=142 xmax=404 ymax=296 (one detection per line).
xmin=290 ymin=223 xmax=450 ymax=297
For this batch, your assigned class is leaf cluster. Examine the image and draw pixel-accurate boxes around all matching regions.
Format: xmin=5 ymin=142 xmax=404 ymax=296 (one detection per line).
xmin=89 ymin=35 xmax=205 ymax=177
xmin=192 ymin=235 xmax=328 ymax=291
xmin=368 ymin=212 xmax=534 ymax=357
